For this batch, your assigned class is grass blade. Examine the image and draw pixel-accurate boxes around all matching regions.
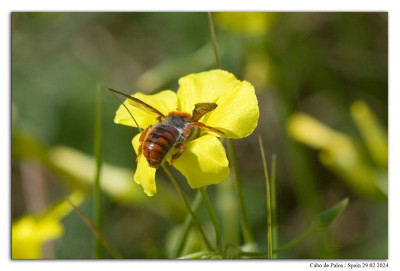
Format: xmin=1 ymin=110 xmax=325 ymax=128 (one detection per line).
xmin=270 ymin=153 xmax=278 ymax=258
xmin=172 ymin=190 xmax=202 ymax=258
xmin=258 ymin=135 xmax=272 ymax=259
xmin=227 ymin=139 xmax=255 ymax=244
xmin=93 ymin=82 xmax=104 ymax=258
xmin=207 ymin=12 xmax=220 ymax=69
xmin=67 ymin=198 xmax=122 ymax=259
xmin=199 ymin=187 xmax=222 ymax=249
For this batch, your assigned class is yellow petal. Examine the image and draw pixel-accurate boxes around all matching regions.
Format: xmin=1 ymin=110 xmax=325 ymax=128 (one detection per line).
xmin=114 ymin=90 xmax=177 ymax=129
xmin=215 ymin=12 xmax=278 ymax=35
xmin=36 ymin=219 xmax=64 ymax=241
xmin=177 ymin=70 xmax=259 ymax=138
xmin=350 ymin=100 xmax=388 ymax=169
xmin=203 ymin=80 xmax=259 ymax=138
xmin=132 ymin=133 xmax=157 ymax=196
xmin=172 ymin=135 xmax=230 ymax=189
xmin=177 ymin=70 xmax=241 ymax=114
xmin=12 ymin=217 xmax=63 ymax=259
xmin=287 ymin=113 xmax=355 ymax=157
xmin=12 ymin=218 xmax=42 ymax=259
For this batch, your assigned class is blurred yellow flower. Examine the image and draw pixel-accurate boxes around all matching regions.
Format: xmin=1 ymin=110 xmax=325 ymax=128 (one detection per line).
xmin=12 ymin=191 xmax=84 ymax=259
xmin=243 ymin=53 xmax=271 ymax=89
xmin=215 ymin=12 xmax=277 ymax=36
xmin=350 ymin=101 xmax=388 ymax=169
xmin=287 ymin=101 xmax=387 ymax=199
xmin=287 ymin=113 xmax=357 ymax=168
xmin=114 ymin=69 xmax=259 ymax=196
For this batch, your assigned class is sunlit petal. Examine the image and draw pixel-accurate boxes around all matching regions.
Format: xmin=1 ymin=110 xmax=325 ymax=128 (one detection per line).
xmin=203 ymin=80 xmax=259 ymax=138
xmin=177 ymin=70 xmax=258 ymax=139
xmin=172 ymin=135 xmax=230 ymax=189
xmin=132 ymin=134 xmax=157 ymax=196
xmin=114 ymin=90 xmax=178 ymax=129
xmin=177 ymin=70 xmax=241 ymax=114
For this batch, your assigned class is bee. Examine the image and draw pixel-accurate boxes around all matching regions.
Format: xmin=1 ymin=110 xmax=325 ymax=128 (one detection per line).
xmin=108 ymin=88 xmax=224 ymax=168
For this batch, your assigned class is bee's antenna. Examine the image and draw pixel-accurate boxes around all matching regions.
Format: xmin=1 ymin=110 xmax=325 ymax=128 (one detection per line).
xmin=105 ymin=85 xmax=143 ymax=132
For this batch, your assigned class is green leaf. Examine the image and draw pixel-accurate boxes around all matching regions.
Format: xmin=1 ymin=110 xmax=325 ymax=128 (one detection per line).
xmin=274 ymin=198 xmax=349 ymax=254
xmin=313 ymin=198 xmax=349 ymax=231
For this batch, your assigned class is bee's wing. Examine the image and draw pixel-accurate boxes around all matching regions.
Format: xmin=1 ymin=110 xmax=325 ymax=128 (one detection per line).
xmin=191 ymin=103 xmax=218 ymax=122
xmin=108 ymin=88 xmax=166 ymax=118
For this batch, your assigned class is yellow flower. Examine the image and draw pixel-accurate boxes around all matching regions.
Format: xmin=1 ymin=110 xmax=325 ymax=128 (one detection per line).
xmin=215 ymin=12 xmax=278 ymax=36
xmin=350 ymin=101 xmax=388 ymax=169
xmin=12 ymin=191 xmax=84 ymax=259
xmin=114 ymin=69 xmax=259 ymax=196
xmin=287 ymin=105 xmax=387 ymax=199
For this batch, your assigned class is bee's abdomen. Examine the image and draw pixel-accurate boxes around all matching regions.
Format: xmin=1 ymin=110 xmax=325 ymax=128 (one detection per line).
xmin=143 ymin=125 xmax=178 ymax=168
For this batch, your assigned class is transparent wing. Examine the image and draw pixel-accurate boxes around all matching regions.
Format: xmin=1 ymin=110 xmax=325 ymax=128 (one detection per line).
xmin=108 ymin=88 xmax=166 ymax=118
xmin=191 ymin=103 xmax=218 ymax=122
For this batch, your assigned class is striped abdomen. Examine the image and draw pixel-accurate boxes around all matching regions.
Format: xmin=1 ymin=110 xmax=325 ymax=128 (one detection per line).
xmin=143 ymin=125 xmax=179 ymax=168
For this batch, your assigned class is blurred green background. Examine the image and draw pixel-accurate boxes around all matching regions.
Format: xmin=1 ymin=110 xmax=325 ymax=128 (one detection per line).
xmin=11 ymin=12 xmax=388 ymax=259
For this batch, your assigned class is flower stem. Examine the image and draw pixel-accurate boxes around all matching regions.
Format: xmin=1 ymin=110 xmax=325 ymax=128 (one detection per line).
xmin=172 ymin=190 xmax=203 ymax=258
xmin=207 ymin=12 xmax=220 ymax=69
xmin=161 ymin=163 xmax=214 ymax=251
xmin=67 ymin=198 xmax=122 ymax=259
xmin=199 ymin=187 xmax=222 ymax=249
xmin=270 ymin=153 xmax=278 ymax=258
xmin=226 ymin=139 xmax=255 ymax=244
xmin=258 ymin=135 xmax=272 ymax=259
xmin=93 ymin=83 xmax=104 ymax=258
xmin=207 ymin=9 xmax=254 ymax=246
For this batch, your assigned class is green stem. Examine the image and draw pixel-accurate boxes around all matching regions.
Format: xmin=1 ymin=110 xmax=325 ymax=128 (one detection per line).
xmin=93 ymin=83 xmax=104 ymax=258
xmin=270 ymin=154 xmax=278 ymax=258
xmin=226 ymin=139 xmax=255 ymax=244
xmin=239 ymin=226 xmax=315 ymax=257
xmin=179 ymin=251 xmax=211 ymax=259
xmin=172 ymin=190 xmax=203 ymax=258
xmin=199 ymin=187 xmax=222 ymax=249
xmin=237 ymin=252 xmax=270 ymax=259
xmin=161 ymin=163 xmax=214 ymax=251
xmin=258 ymin=135 xmax=272 ymax=259
xmin=274 ymin=227 xmax=316 ymax=254
xmin=207 ymin=12 xmax=220 ymax=69
xmin=67 ymin=198 xmax=122 ymax=259
xmin=208 ymin=8 xmax=254 ymax=247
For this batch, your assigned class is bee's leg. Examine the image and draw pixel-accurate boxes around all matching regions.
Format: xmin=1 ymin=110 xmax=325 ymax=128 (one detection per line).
xmin=183 ymin=123 xmax=201 ymax=140
xmin=169 ymin=143 xmax=186 ymax=165
xmin=137 ymin=126 xmax=151 ymax=161
xmin=183 ymin=123 xmax=194 ymax=137
xmin=193 ymin=121 xmax=225 ymax=136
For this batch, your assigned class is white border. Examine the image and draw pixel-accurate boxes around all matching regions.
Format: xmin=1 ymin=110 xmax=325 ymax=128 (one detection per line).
xmin=3 ymin=1 xmax=398 ymax=271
